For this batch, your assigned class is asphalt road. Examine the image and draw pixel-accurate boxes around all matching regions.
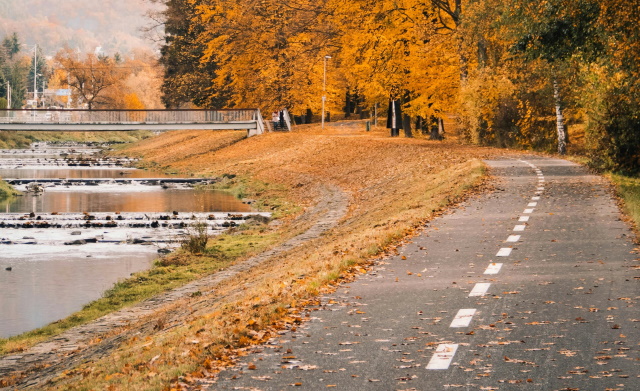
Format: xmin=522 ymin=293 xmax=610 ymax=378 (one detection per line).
xmin=208 ymin=157 xmax=639 ymax=390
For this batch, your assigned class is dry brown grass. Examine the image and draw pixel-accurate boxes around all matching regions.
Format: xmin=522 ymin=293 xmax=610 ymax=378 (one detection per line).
xmin=47 ymin=122 xmax=506 ymax=390
xmin=120 ymin=129 xmax=248 ymax=169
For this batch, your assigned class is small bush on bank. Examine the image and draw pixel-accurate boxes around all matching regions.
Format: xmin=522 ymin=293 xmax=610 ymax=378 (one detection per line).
xmin=181 ymin=221 xmax=210 ymax=254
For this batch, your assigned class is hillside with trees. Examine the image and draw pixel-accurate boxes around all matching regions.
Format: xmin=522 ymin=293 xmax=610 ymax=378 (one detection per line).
xmin=158 ymin=0 xmax=639 ymax=172
xmin=0 ymin=0 xmax=163 ymax=56
xmin=0 ymin=32 xmax=163 ymax=111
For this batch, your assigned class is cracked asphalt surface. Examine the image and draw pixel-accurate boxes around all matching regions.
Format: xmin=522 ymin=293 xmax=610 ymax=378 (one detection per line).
xmin=208 ymin=157 xmax=639 ymax=390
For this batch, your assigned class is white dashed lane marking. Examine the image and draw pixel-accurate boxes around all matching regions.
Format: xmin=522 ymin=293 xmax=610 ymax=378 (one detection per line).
xmin=470 ymin=283 xmax=492 ymax=296
xmin=496 ymin=248 xmax=512 ymax=257
xmin=484 ymin=263 xmax=502 ymax=275
xmin=426 ymin=344 xmax=459 ymax=370
xmin=431 ymin=159 xmax=546 ymax=372
xmin=450 ymin=309 xmax=477 ymax=327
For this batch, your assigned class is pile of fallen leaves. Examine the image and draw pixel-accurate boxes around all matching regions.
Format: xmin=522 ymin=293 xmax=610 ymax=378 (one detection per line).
xmin=44 ymin=122 xmax=506 ymax=390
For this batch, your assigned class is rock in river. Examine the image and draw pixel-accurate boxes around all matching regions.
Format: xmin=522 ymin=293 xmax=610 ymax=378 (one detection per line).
xmin=65 ymin=239 xmax=87 ymax=245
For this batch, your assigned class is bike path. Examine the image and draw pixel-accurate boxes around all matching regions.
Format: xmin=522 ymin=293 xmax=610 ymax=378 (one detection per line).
xmin=208 ymin=157 xmax=639 ymax=390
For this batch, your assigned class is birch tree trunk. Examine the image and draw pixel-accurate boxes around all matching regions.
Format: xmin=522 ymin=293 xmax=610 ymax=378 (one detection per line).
xmin=553 ymin=78 xmax=567 ymax=155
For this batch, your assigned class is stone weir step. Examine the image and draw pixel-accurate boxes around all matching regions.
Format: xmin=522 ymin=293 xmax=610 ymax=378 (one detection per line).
xmin=0 ymin=212 xmax=270 ymax=229
xmin=0 ymin=157 xmax=138 ymax=165
xmin=5 ymin=178 xmax=219 ymax=185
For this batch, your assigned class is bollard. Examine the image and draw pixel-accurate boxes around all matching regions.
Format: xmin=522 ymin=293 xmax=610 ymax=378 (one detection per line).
xmin=366 ymin=121 xmax=371 ymax=131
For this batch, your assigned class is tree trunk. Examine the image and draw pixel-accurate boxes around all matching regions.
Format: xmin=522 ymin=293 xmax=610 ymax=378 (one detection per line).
xmin=403 ymin=114 xmax=413 ymax=137
xmin=477 ymin=37 xmax=488 ymax=68
xmin=429 ymin=116 xmax=441 ymax=140
xmin=416 ymin=116 xmax=427 ymax=135
xmin=458 ymin=38 xmax=468 ymax=82
xmin=553 ymin=78 xmax=567 ymax=155
xmin=344 ymin=90 xmax=351 ymax=118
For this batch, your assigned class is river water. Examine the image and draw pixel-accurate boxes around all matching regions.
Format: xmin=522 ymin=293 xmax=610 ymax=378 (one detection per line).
xmin=0 ymin=143 xmax=252 ymax=338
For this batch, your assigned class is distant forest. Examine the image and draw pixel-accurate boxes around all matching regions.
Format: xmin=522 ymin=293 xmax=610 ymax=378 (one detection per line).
xmin=0 ymin=0 xmax=163 ymax=55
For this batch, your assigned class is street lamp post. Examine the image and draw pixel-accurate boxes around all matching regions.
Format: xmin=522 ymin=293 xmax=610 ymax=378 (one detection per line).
xmin=33 ymin=44 xmax=37 ymax=103
xmin=41 ymin=77 xmax=46 ymax=107
xmin=5 ymin=81 xmax=11 ymax=109
xmin=321 ymin=55 xmax=331 ymax=129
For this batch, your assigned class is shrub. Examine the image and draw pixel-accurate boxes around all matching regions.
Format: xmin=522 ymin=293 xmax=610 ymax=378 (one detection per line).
xmin=181 ymin=221 xmax=210 ymax=254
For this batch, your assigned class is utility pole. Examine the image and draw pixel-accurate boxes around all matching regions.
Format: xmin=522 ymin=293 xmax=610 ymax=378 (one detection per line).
xmin=41 ymin=78 xmax=46 ymax=107
xmin=33 ymin=44 xmax=37 ymax=103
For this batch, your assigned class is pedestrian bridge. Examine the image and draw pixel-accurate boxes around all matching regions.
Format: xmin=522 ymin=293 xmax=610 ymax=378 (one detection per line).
xmin=0 ymin=109 xmax=266 ymax=136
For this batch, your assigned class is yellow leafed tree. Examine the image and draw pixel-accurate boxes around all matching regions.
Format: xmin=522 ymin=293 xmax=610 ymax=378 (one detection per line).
xmin=200 ymin=0 xmax=334 ymax=115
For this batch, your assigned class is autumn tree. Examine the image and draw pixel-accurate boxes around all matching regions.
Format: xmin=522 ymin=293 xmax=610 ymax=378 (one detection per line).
xmin=331 ymin=0 xmax=461 ymax=137
xmin=430 ymin=0 xmax=469 ymax=81
xmin=55 ymin=47 xmax=123 ymax=109
xmin=154 ymin=0 xmax=640 ymax=171
xmin=46 ymin=68 xmax=71 ymax=107
xmin=103 ymin=49 xmax=164 ymax=110
xmin=199 ymin=0 xmax=335 ymax=114
xmin=504 ymin=0 xmax=602 ymax=154
xmin=579 ymin=0 xmax=640 ymax=171
xmin=158 ymin=0 xmax=229 ymax=108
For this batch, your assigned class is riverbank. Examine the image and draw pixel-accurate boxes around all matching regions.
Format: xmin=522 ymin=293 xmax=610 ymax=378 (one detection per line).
xmin=0 ymin=180 xmax=18 ymax=199
xmin=0 ymin=130 xmax=153 ymax=150
xmin=2 ymin=122 xmax=509 ymax=389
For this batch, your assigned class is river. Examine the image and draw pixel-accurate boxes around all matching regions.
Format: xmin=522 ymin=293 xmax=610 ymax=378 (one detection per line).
xmin=0 ymin=142 xmax=255 ymax=338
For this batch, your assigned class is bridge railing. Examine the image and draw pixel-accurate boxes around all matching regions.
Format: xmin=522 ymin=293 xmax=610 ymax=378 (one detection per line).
xmin=0 ymin=109 xmax=260 ymax=125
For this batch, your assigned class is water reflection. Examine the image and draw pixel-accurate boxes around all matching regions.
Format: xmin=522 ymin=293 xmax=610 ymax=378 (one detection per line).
xmin=0 ymin=156 xmax=250 ymax=338
xmin=0 ymin=167 xmax=176 ymax=179
xmin=0 ymin=250 xmax=156 ymax=338
xmin=0 ymin=189 xmax=251 ymax=214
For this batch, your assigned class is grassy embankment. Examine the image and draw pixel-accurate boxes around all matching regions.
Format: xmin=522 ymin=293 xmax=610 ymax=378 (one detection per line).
xmin=0 ymin=130 xmax=153 ymax=149
xmin=0 ymin=180 xmax=19 ymax=198
xmin=610 ymin=174 xmax=640 ymax=232
xmin=21 ymin=123 xmax=506 ymax=390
